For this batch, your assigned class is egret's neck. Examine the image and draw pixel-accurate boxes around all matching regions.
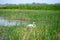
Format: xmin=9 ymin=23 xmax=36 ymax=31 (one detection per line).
xmin=33 ymin=22 xmax=35 ymax=24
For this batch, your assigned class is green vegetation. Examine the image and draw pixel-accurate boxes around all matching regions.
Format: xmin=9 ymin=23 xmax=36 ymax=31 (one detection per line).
xmin=0 ymin=3 xmax=60 ymax=10
xmin=0 ymin=10 xmax=60 ymax=40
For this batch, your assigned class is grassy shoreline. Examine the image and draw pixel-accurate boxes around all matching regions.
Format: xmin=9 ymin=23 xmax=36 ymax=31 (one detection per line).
xmin=0 ymin=9 xmax=60 ymax=11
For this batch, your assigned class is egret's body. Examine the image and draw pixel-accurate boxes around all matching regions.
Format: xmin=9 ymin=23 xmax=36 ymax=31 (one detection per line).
xmin=27 ymin=22 xmax=36 ymax=28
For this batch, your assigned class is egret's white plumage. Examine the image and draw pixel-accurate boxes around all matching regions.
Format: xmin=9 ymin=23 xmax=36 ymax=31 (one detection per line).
xmin=27 ymin=22 xmax=36 ymax=28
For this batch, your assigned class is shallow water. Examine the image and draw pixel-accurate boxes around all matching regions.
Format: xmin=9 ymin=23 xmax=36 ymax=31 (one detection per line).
xmin=0 ymin=17 xmax=28 ymax=26
xmin=0 ymin=19 xmax=20 ymax=26
xmin=0 ymin=17 xmax=52 ymax=26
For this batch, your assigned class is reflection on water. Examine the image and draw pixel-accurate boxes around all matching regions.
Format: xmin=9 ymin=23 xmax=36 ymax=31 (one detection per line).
xmin=0 ymin=17 xmax=27 ymax=26
xmin=0 ymin=19 xmax=20 ymax=26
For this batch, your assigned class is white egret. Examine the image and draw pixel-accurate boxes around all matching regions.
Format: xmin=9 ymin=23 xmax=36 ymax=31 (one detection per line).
xmin=27 ymin=22 xmax=36 ymax=28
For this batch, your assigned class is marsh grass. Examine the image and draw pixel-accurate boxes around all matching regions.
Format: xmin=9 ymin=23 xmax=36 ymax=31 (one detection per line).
xmin=0 ymin=10 xmax=60 ymax=40
xmin=5 ymin=24 xmax=57 ymax=40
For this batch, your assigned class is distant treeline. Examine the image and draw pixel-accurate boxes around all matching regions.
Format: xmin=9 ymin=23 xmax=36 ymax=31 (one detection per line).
xmin=0 ymin=3 xmax=60 ymax=10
